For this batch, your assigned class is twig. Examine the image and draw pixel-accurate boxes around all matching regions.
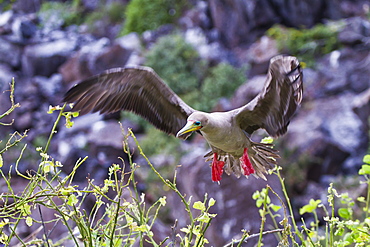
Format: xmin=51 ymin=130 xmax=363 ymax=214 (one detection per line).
xmin=224 ymin=229 xmax=284 ymax=247
xmin=39 ymin=205 xmax=51 ymax=247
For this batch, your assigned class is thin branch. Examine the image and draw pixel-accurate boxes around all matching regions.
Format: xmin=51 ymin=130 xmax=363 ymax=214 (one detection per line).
xmin=224 ymin=229 xmax=284 ymax=247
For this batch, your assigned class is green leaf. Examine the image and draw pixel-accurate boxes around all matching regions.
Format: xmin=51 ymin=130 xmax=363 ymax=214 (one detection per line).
xmin=193 ymin=201 xmax=206 ymax=211
xmin=270 ymin=204 xmax=282 ymax=212
xmin=300 ymin=199 xmax=321 ymax=215
xmin=40 ymin=161 xmax=53 ymax=173
xmin=252 ymin=191 xmax=260 ymax=200
xmin=0 ymin=154 xmax=3 ymax=168
xmin=357 ymin=196 xmax=366 ymax=203
xmin=67 ymin=194 xmax=78 ymax=206
xmin=197 ymin=213 xmax=210 ymax=223
xmin=256 ymin=198 xmax=264 ymax=208
xmin=21 ymin=204 xmax=31 ymax=216
xmin=359 ymin=164 xmax=370 ymax=175
xmin=338 ymin=208 xmax=351 ymax=220
xmin=363 ymin=154 xmax=370 ymax=164
xmin=137 ymin=224 xmax=149 ymax=232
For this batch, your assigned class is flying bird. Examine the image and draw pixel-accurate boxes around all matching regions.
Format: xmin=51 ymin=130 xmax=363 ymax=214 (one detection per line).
xmin=63 ymin=55 xmax=303 ymax=182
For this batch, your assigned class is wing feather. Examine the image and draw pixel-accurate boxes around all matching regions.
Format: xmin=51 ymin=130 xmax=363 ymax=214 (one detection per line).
xmin=63 ymin=66 xmax=195 ymax=137
xmin=232 ymin=55 xmax=303 ymax=137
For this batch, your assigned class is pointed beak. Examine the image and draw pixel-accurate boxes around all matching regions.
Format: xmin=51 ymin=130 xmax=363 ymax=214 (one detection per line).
xmin=176 ymin=121 xmax=201 ymax=138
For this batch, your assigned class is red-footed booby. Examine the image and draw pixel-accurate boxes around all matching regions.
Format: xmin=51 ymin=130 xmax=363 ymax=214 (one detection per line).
xmin=63 ymin=55 xmax=303 ymax=182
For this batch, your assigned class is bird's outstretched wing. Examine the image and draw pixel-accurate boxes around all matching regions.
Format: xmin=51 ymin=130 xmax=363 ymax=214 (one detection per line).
xmin=63 ymin=66 xmax=195 ymax=137
xmin=232 ymin=55 xmax=303 ymax=137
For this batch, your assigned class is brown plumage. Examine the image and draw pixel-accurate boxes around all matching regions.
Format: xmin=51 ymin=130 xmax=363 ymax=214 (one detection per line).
xmin=63 ymin=55 xmax=303 ymax=182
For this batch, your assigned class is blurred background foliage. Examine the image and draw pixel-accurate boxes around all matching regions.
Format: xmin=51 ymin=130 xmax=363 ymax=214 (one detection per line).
xmin=121 ymin=0 xmax=187 ymax=35
xmin=267 ymin=23 xmax=342 ymax=67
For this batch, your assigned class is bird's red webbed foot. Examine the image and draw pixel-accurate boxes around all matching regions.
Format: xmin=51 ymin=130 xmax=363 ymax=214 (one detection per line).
xmin=240 ymin=148 xmax=255 ymax=176
xmin=211 ymin=153 xmax=225 ymax=182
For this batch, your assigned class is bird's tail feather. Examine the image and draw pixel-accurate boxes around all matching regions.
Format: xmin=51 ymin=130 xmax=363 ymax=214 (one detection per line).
xmin=204 ymin=142 xmax=279 ymax=180
xmin=248 ymin=141 xmax=279 ymax=179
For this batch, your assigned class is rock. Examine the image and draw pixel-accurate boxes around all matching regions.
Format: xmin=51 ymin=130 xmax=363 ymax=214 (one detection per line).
xmin=12 ymin=0 xmax=41 ymax=13
xmin=208 ymin=0 xmax=342 ymax=48
xmin=60 ymin=38 xmax=132 ymax=83
xmin=246 ymin=36 xmax=279 ymax=64
xmin=338 ymin=17 xmax=370 ymax=46
xmin=32 ymin=74 xmax=63 ymax=104
xmin=0 ymin=64 xmax=16 ymax=86
xmin=0 ymin=10 xmax=14 ymax=35
xmin=115 ymin=32 xmax=142 ymax=52
xmin=231 ymin=75 xmax=265 ymax=108
xmin=244 ymin=35 xmax=279 ymax=76
xmin=94 ymin=44 xmax=132 ymax=72
xmin=58 ymin=53 xmax=93 ymax=83
xmin=312 ymin=49 xmax=370 ymax=98
xmin=87 ymin=120 xmax=124 ymax=150
xmin=352 ymin=87 xmax=370 ymax=125
xmin=142 ymin=24 xmax=175 ymax=47
xmin=11 ymin=13 xmax=38 ymax=41
xmin=185 ymin=27 xmax=228 ymax=62
xmin=0 ymin=37 xmax=22 ymax=68
xmin=22 ymin=38 xmax=78 ymax=77
xmin=14 ymin=111 xmax=33 ymax=130
xmin=282 ymin=93 xmax=368 ymax=178
xmin=180 ymin=1 xmax=211 ymax=30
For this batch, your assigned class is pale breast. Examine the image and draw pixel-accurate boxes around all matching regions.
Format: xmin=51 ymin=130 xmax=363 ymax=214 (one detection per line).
xmin=200 ymin=113 xmax=249 ymax=155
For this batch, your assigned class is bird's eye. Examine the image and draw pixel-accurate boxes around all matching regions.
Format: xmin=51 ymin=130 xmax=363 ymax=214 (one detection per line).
xmin=194 ymin=121 xmax=201 ymax=126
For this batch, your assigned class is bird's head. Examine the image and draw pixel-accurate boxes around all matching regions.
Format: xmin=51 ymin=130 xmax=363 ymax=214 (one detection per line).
xmin=176 ymin=112 xmax=209 ymax=138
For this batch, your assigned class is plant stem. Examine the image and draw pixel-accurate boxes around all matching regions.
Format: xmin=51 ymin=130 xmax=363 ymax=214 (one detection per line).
xmin=128 ymin=129 xmax=195 ymax=245
xmin=257 ymin=187 xmax=269 ymax=246
xmin=276 ymin=167 xmax=305 ymax=245
xmin=225 ymin=229 xmax=284 ymax=247
xmin=366 ymin=178 xmax=370 ymax=218
xmin=44 ymin=103 xmax=66 ymax=154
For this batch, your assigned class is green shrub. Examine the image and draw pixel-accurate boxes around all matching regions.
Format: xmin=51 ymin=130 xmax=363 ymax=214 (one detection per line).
xmin=200 ymin=63 xmax=246 ymax=111
xmin=84 ymin=1 xmax=126 ymax=27
xmin=267 ymin=23 xmax=341 ymax=67
xmin=38 ymin=0 xmax=84 ymax=27
xmin=0 ymin=0 xmax=15 ymax=11
xmin=139 ymin=126 xmax=181 ymax=158
xmin=145 ymin=34 xmax=205 ymax=96
xmin=251 ymin=155 xmax=370 ymax=246
xmin=121 ymin=0 xmax=187 ymax=35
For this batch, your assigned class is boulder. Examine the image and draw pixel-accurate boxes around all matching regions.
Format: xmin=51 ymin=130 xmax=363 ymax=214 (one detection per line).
xmin=22 ymin=38 xmax=78 ymax=77
xmin=0 ymin=64 xmax=16 ymax=86
xmin=208 ymin=0 xmax=342 ymax=48
xmin=305 ymin=49 xmax=370 ymax=99
xmin=0 ymin=37 xmax=22 ymax=68
xmin=338 ymin=17 xmax=370 ymax=46
xmin=281 ymin=93 xmax=368 ymax=179
xmin=87 ymin=120 xmax=124 ymax=150
xmin=60 ymin=38 xmax=132 ymax=83
xmin=32 ymin=74 xmax=63 ymax=104
xmin=231 ymin=75 xmax=265 ymax=108
xmin=0 ymin=10 xmax=14 ymax=35
xmin=184 ymin=27 xmax=228 ymax=63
